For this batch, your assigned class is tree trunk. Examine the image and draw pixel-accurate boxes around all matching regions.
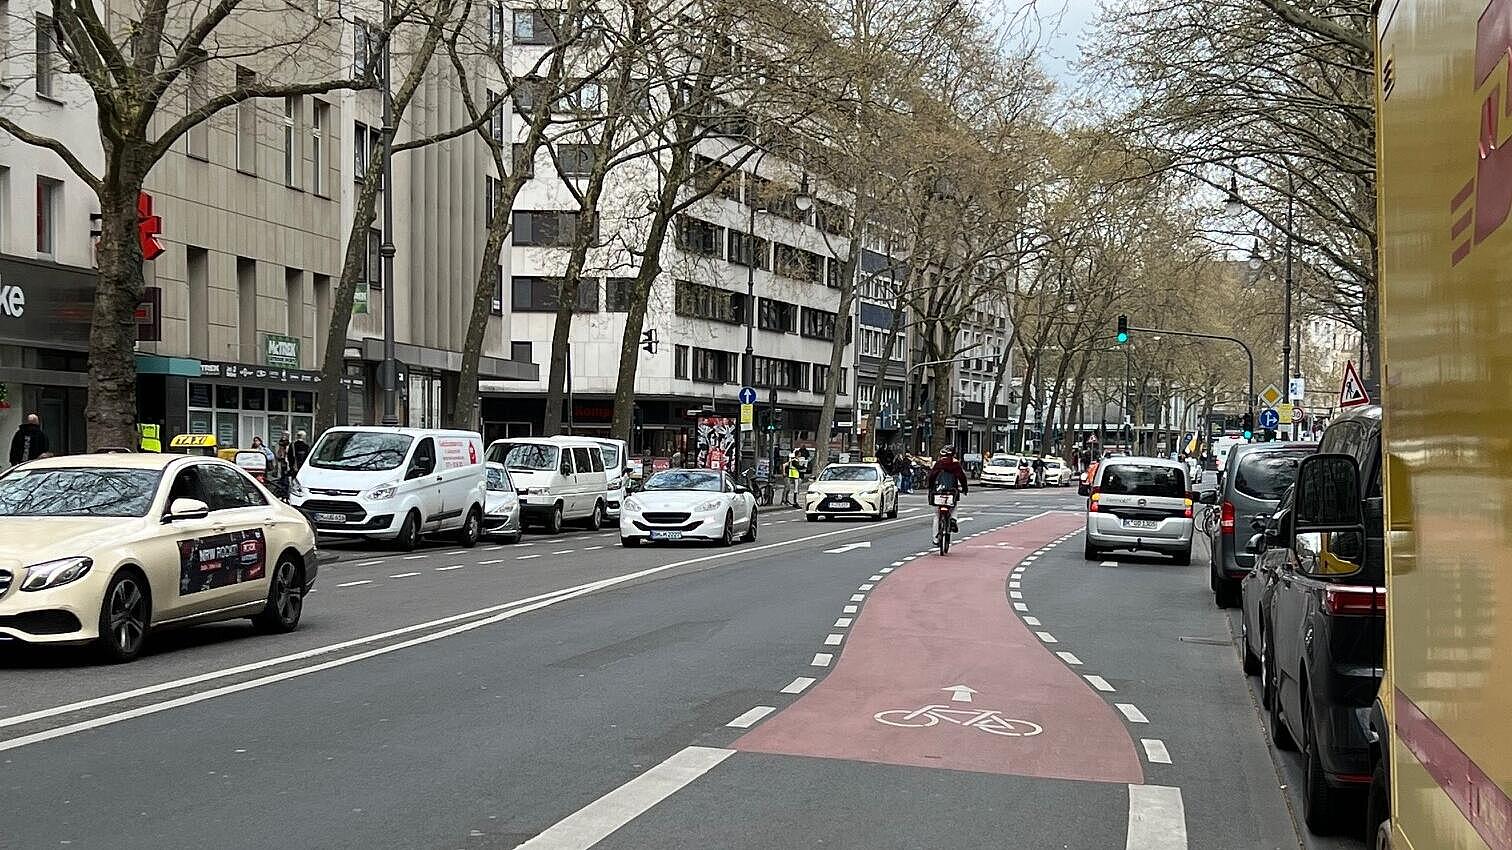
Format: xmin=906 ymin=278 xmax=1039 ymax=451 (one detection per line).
xmin=1012 ymin=348 xmax=1038 ymax=452
xmin=87 ymin=167 xmax=151 ymax=450
xmin=859 ymin=282 xmax=909 ymax=457
xmin=982 ymin=325 xmax=1018 ymax=454
xmin=315 ymin=170 xmax=384 ymax=434
xmin=447 ymin=211 xmax=515 ymax=429
xmin=812 ymin=199 xmax=869 ymax=474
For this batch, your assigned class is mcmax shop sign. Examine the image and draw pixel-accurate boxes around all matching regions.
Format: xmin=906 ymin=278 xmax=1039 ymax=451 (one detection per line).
xmin=0 ymin=253 xmax=160 ymax=349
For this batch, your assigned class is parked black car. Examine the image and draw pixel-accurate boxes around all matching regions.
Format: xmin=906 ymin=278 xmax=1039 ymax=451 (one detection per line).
xmin=1243 ymin=405 xmax=1385 ymax=835
xmin=1207 ymin=441 xmax=1316 ymax=608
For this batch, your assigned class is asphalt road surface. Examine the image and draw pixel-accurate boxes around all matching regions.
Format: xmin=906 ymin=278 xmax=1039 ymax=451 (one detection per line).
xmin=0 ymin=484 xmax=1364 ymax=849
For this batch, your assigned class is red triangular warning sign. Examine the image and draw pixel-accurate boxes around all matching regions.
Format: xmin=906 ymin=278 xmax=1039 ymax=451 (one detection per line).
xmin=1339 ymin=361 xmax=1371 ymax=407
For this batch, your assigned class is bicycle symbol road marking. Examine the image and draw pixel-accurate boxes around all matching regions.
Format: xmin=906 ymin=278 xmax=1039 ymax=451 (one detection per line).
xmin=873 ymin=704 xmax=1044 ymax=737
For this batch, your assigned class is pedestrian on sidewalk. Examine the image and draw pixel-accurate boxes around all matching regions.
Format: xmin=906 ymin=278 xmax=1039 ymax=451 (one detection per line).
xmin=782 ymin=452 xmax=803 ymax=506
xmin=9 ymin=413 xmax=49 ymax=466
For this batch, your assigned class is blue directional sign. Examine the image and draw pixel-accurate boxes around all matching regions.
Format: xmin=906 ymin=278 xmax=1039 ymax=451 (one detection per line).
xmin=1258 ymin=407 xmax=1280 ymax=430
xmin=738 ymin=386 xmax=757 ymax=405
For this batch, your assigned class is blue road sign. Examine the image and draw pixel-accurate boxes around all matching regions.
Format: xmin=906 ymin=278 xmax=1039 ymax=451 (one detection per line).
xmin=738 ymin=386 xmax=757 ymax=405
xmin=1258 ymin=407 xmax=1280 ymax=430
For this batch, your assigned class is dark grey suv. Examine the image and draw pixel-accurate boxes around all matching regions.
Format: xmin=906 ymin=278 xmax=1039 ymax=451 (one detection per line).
xmin=1206 ymin=441 xmax=1316 ymax=608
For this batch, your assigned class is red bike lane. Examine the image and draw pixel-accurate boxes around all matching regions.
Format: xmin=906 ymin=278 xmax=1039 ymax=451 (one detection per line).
xmin=736 ymin=512 xmax=1144 ymax=784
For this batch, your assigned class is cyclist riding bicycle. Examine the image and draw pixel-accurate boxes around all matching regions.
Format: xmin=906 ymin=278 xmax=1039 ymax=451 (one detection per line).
xmin=926 ymin=446 xmax=969 ymax=542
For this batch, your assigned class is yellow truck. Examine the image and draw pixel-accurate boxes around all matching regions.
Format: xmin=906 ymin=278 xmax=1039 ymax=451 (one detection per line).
xmin=1371 ymin=0 xmax=1512 ymax=846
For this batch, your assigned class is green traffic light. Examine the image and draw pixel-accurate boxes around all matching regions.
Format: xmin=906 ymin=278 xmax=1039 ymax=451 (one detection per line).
xmin=1116 ymin=331 xmax=1129 ymax=344
xmin=1243 ymin=430 xmax=1253 ymax=440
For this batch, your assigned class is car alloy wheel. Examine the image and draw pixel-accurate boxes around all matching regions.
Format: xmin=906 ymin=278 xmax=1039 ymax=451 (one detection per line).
xmin=547 ymin=504 xmax=564 ymax=534
xmin=720 ymin=512 xmax=735 ymax=546
xmin=742 ymin=510 xmax=758 ymax=542
xmin=255 ymin=558 xmax=303 ymax=633
xmin=100 ymin=573 xmax=149 ymax=662
xmin=459 ymin=508 xmax=481 ymax=547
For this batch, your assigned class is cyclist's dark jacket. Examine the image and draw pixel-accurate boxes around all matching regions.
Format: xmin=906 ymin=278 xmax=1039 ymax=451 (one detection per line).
xmin=926 ymin=457 xmax=969 ymax=495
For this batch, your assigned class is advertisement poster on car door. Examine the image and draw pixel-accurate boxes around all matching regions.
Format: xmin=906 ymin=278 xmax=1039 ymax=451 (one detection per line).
xmin=178 ymin=528 xmax=267 ymax=596
xmin=697 ymin=417 xmax=736 ymax=470
xmin=438 ymin=437 xmax=478 ymax=469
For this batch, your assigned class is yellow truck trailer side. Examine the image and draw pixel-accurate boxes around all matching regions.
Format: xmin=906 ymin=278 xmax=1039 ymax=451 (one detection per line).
xmin=1375 ymin=0 xmax=1512 ymax=846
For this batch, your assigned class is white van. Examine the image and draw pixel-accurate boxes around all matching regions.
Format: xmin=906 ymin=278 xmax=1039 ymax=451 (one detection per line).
xmin=485 ymin=437 xmax=609 ymax=534
xmin=292 ymin=427 xmax=487 ymax=551
xmin=586 ymin=437 xmax=631 ymax=517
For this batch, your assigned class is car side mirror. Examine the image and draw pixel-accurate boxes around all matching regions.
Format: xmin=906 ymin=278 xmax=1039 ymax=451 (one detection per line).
xmin=735 ymin=484 xmax=749 ymax=494
xmin=1245 ymin=532 xmax=1264 ymax=554
xmin=1251 ymin=516 xmax=1269 ymax=532
xmin=1077 ymin=483 xmax=1090 ymax=496
xmin=1196 ymin=490 xmax=1218 ymax=505
xmin=1294 ymin=453 xmax=1364 ymax=532
xmin=165 ymin=497 xmax=211 ymax=522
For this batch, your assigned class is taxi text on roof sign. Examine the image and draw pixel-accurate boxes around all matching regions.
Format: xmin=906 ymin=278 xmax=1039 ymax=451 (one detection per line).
xmin=170 ymin=434 xmax=218 ymax=448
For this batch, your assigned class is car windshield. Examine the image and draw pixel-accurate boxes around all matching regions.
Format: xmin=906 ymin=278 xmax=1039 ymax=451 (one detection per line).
xmin=309 ymin=432 xmax=413 ymax=471
xmin=504 ymin=444 xmax=559 ymax=470
xmin=988 ymin=458 xmax=1014 ymax=467
xmin=1235 ymin=451 xmax=1311 ymax=500
xmin=485 ymin=466 xmax=514 ymax=492
xmin=0 ymin=467 xmax=162 ymax=517
xmin=819 ymin=466 xmax=879 ymax=481
xmin=1099 ymin=464 xmax=1186 ymax=498
xmin=642 ymin=470 xmax=722 ymax=491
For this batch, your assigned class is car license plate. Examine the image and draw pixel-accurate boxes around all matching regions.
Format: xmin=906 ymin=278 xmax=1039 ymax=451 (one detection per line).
xmin=933 ymin=494 xmax=954 ymax=506
xmin=1123 ymin=518 xmax=1158 ymax=530
xmin=649 ymin=530 xmax=683 ymax=541
xmin=314 ymin=512 xmax=347 ymax=524
xmin=831 ymin=499 xmax=852 ymax=507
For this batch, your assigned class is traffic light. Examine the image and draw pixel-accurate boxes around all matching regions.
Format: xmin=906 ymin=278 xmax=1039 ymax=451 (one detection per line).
xmin=1115 ymin=315 xmax=1129 ymax=344
xmin=1241 ymin=411 xmax=1254 ymax=441
xmin=640 ymin=329 xmax=658 ymax=355
xmin=770 ymin=408 xmax=786 ymax=431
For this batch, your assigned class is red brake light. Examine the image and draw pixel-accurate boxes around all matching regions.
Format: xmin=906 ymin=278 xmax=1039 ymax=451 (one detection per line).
xmin=1088 ymin=488 xmax=1100 ymax=512
xmin=1220 ymin=501 xmax=1235 ymax=534
xmin=1324 ymin=585 xmax=1386 ymax=616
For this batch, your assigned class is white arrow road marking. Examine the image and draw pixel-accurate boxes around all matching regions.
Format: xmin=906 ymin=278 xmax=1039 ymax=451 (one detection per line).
xmin=941 ymin=684 xmax=978 ymax=703
xmin=824 ymin=541 xmax=873 ymax=554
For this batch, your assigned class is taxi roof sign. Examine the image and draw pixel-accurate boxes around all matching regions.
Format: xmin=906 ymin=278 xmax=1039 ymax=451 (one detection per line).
xmin=170 ymin=434 xmax=218 ymax=448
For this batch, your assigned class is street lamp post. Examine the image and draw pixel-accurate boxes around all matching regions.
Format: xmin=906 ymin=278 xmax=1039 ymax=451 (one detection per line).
xmin=378 ymin=0 xmax=399 ymax=427
xmin=1227 ymin=161 xmax=1296 ymax=438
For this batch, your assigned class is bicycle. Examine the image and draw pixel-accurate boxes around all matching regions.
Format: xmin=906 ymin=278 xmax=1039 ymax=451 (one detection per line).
xmin=740 ymin=468 xmax=774 ymax=507
xmin=932 ymin=487 xmax=960 ymax=555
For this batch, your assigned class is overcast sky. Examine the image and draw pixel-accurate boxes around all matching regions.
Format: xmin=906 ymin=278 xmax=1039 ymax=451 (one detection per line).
xmin=1027 ymin=0 xmax=1100 ymax=84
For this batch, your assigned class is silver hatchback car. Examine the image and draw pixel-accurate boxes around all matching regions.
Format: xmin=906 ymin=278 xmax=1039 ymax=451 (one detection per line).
xmin=1084 ymin=456 xmax=1216 ymax=564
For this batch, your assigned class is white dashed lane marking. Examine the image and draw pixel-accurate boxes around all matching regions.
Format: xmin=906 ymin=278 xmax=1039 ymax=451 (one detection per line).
xmin=781 ymin=677 xmax=816 ymax=694
xmin=388 ymin=572 xmax=420 ymax=579
xmin=335 ymin=580 xmax=372 ymax=588
xmin=1035 ymin=631 xmax=1058 ymax=644
xmin=1084 ymin=675 xmax=1115 ymax=692
xmin=834 ymin=617 xmax=853 ymax=628
xmin=811 ymin=653 xmax=833 ymax=667
xmin=1116 ymin=703 xmax=1149 ymax=723
xmin=1141 ymin=739 xmax=1173 ymax=764
xmin=517 ymin=555 xmax=540 ymax=560
xmin=824 ymin=634 xmax=844 ymax=646
xmin=1056 ymin=651 xmax=1083 ymax=665
xmin=843 ymin=605 xmax=858 ymax=614
xmin=726 ymin=706 xmax=776 ymax=729
xmin=436 ymin=565 xmax=464 ymax=572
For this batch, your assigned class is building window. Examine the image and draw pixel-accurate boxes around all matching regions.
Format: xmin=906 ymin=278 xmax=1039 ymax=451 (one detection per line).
xmin=801 ymin=307 xmax=842 ymax=341
xmin=511 ymin=276 xmax=599 ymax=312
xmin=773 ymin=243 xmax=820 ymax=282
xmin=489 ymin=92 xmax=506 ymax=143
xmin=816 ymin=199 xmax=848 ymax=236
xmin=34 ymin=14 xmax=54 ymax=98
xmin=188 ymin=247 xmax=210 ymax=357
xmin=354 ymin=121 xmax=383 ymax=185
xmin=825 ymin=256 xmax=845 ymax=289
xmin=674 ymin=280 xmax=746 ymax=325
xmin=35 ymin=176 xmax=60 ymax=254
xmin=235 ymin=66 xmax=257 ymax=173
xmin=690 ymin=155 xmax=742 ymax=201
xmin=353 ymin=20 xmax=381 ymax=79
xmin=606 ymin=277 xmax=637 ymax=312
xmin=511 ymin=340 xmax=533 ymax=362
xmin=284 ymin=96 xmax=301 ymax=187
xmin=553 ymin=143 xmax=595 ymax=177
xmin=727 ymin=230 xmax=770 ymax=269
xmin=692 ymin=347 xmax=738 ymax=384
xmin=485 ymin=175 xmax=498 ymax=221
xmin=512 ymin=210 xmax=595 ymax=246
xmin=512 ymin=143 xmax=535 ymax=178
xmin=513 ymin=9 xmax=559 ymax=45
xmin=750 ymin=355 xmax=805 ymax=391
xmin=858 ymin=383 xmax=876 ymax=408
xmin=674 ymin=345 xmax=690 ymax=379
xmin=491 ymin=266 xmax=504 ymax=315
xmin=310 ymin=100 xmax=328 ymax=194
xmin=812 ymin=365 xmax=847 ymax=395
xmin=487 ymin=2 xmax=503 ymax=46
xmin=758 ymin=298 xmax=796 ymax=333
xmin=237 ymin=257 xmax=257 ymax=362
xmin=185 ymin=52 xmax=210 ymax=159
xmin=676 ymin=216 xmax=723 ymax=258
xmin=366 ymin=228 xmax=382 ymax=287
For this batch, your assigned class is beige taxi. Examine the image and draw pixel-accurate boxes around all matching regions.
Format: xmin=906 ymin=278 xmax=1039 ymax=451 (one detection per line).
xmin=0 ymin=453 xmax=321 ymax=662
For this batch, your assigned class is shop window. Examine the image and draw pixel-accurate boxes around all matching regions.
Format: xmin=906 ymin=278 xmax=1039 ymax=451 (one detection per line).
xmin=242 ymin=387 xmax=266 ymax=411
xmin=293 ymin=391 xmax=314 ymax=414
xmin=189 ymin=382 xmax=213 ymax=408
xmin=216 ymin=385 xmax=240 ymax=409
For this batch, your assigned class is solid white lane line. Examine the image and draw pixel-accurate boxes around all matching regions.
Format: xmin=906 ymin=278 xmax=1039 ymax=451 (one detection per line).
xmin=335 ymin=580 xmax=372 ymax=588
xmin=1116 ymin=703 xmax=1149 ymax=723
xmin=824 ymin=634 xmax=844 ymax=646
xmin=388 ymin=572 xmax=420 ymax=579
xmin=402 ymin=554 xmax=428 ymax=561
xmin=1056 ymin=651 xmax=1083 ymax=665
xmin=781 ymin=677 xmax=816 ymax=694
xmin=1085 ymin=675 xmax=1116 ymax=692
xmin=436 ymin=565 xmax=464 ymax=572
xmin=1023 ymin=616 xmax=1041 ymax=626
xmin=357 ymin=560 xmax=384 ymax=567
xmin=516 ymin=746 xmax=734 ymax=850
xmin=1141 ymin=739 xmax=1173 ymax=764
xmin=1035 ymin=631 xmax=1058 ymax=643
xmin=726 ymin=706 xmax=777 ymax=728
xmin=1014 ymin=602 xmax=1029 ymax=611
xmin=1125 ymin=784 xmax=1187 ymax=850
xmin=1 ymin=512 xmax=938 ymax=739
xmin=811 ymin=653 xmax=833 ymax=667
xmin=834 ymin=617 xmax=853 ymax=628
xmin=843 ymin=605 xmax=858 ymax=614
xmin=517 ymin=554 xmax=541 ymax=560
xmin=850 ymin=594 xmax=866 ymax=602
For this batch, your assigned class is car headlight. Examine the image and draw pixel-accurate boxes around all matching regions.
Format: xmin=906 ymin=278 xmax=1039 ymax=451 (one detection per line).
xmin=288 ymin=478 xmax=307 ymax=497
xmin=857 ymin=489 xmax=879 ymax=497
xmin=21 ymin=556 xmax=94 ymax=592
xmin=365 ymin=481 xmax=400 ymax=501
xmin=694 ymin=499 xmax=723 ymax=512
xmin=624 ymin=496 xmax=642 ymax=511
